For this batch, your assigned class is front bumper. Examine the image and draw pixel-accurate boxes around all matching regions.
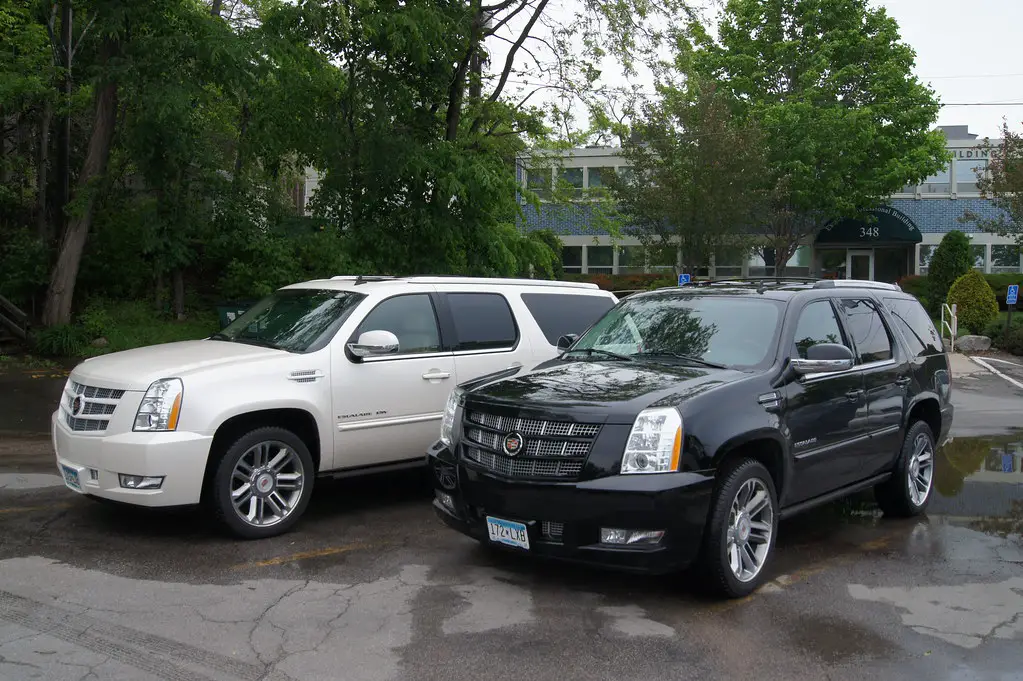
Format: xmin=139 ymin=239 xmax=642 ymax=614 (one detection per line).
xmin=427 ymin=440 xmax=715 ymax=574
xmin=52 ymin=411 xmax=213 ymax=507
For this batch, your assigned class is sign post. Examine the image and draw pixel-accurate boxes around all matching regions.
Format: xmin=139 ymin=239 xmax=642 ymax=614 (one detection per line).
xmin=1006 ymin=285 xmax=1019 ymax=335
xmin=677 ymin=273 xmax=691 ymax=286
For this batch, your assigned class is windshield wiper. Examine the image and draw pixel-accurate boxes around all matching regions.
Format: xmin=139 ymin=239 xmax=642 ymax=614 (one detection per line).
xmin=208 ymin=333 xmax=232 ymax=342
xmin=561 ymin=348 xmax=633 ymax=362
xmin=632 ymin=351 xmax=728 ymax=369
xmin=232 ymin=337 xmax=282 ymax=350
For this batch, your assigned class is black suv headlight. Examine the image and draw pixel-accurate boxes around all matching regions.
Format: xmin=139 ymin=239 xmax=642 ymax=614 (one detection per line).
xmin=620 ymin=407 xmax=683 ymax=474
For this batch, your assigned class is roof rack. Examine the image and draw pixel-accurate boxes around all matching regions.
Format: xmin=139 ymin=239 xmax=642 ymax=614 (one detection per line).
xmin=327 ymin=275 xmax=600 ymax=290
xmin=813 ymin=279 xmax=902 ymax=291
xmin=330 ymin=275 xmax=402 ymax=286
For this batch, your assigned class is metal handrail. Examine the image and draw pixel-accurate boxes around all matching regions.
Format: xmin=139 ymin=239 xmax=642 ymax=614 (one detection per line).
xmin=941 ymin=303 xmax=957 ymax=352
xmin=0 ymin=294 xmax=28 ymax=341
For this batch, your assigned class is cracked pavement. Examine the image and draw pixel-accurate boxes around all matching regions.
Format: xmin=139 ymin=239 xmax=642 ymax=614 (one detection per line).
xmin=0 ymin=369 xmax=1020 ymax=681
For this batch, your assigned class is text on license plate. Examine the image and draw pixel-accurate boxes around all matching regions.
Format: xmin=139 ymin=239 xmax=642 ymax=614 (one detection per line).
xmin=61 ymin=465 xmax=81 ymax=491
xmin=486 ymin=516 xmax=530 ymax=550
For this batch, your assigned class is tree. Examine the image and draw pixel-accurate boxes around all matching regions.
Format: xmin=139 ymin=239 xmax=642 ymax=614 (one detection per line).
xmin=927 ymin=230 xmax=972 ymax=316
xmin=684 ymin=0 xmax=949 ymax=274
xmin=947 ymin=269 xmax=998 ymax=335
xmin=962 ymin=120 xmax=1023 ymax=242
xmin=606 ymin=81 xmax=766 ymax=275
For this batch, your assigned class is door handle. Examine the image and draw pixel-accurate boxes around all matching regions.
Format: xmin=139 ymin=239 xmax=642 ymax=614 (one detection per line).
xmin=845 ymin=389 xmax=864 ymax=401
xmin=896 ymin=377 xmax=911 ymax=387
xmin=422 ymin=371 xmax=451 ymax=381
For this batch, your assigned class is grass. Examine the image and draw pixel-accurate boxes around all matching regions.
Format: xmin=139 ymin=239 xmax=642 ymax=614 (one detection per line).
xmin=0 ymin=353 xmax=60 ymax=374
xmin=79 ymin=301 xmax=219 ymax=357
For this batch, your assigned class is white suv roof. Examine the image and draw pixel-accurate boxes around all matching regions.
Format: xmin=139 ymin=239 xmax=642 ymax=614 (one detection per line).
xmin=282 ymin=275 xmax=605 ymax=292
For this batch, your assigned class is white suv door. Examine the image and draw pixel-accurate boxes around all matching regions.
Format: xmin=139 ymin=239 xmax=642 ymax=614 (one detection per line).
xmin=330 ymin=291 xmax=455 ymax=469
xmin=434 ymin=290 xmax=533 ymax=386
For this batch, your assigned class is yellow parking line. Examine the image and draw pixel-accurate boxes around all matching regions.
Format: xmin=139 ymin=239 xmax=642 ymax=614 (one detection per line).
xmin=0 ymin=503 xmax=71 ymax=515
xmin=230 ymin=542 xmax=379 ymax=570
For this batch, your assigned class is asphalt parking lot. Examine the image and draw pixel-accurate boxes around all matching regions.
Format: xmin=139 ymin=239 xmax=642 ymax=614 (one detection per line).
xmin=0 ymin=356 xmax=1020 ymax=681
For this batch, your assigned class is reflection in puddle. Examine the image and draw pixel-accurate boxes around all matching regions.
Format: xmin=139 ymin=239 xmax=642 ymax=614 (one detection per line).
xmin=932 ymin=432 xmax=1021 ymax=538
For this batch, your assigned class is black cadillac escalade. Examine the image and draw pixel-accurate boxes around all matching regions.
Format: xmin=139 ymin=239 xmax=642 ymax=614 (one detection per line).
xmin=427 ymin=278 xmax=954 ymax=598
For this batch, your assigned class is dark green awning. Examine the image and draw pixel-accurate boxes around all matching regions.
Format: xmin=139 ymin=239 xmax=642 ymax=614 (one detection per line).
xmin=817 ymin=207 xmax=922 ymax=244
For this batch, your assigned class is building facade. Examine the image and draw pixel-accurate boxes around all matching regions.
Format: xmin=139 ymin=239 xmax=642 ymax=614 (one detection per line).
xmin=516 ymin=125 xmax=1019 ymax=282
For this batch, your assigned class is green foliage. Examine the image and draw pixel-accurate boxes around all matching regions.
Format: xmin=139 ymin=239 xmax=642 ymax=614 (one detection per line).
xmin=994 ymin=327 xmax=1023 ymax=356
xmin=527 ymin=230 xmax=565 ymax=279
xmin=76 ymin=300 xmax=218 ymax=356
xmin=947 ymin=270 xmax=999 ymax=334
xmin=564 ymin=273 xmax=678 ymax=291
xmin=897 ymin=275 xmax=928 ymax=304
xmin=962 ymin=120 xmax=1023 ymax=243
xmin=682 ymin=0 xmax=948 ymax=263
xmin=927 ymin=231 xmax=973 ymax=315
xmin=32 ymin=324 xmax=90 ymax=357
xmin=0 ymin=228 xmax=49 ymax=309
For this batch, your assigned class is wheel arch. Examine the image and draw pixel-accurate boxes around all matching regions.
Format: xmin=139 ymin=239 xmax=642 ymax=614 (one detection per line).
xmin=711 ymin=430 xmax=789 ymax=502
xmin=905 ymin=395 xmax=942 ymax=443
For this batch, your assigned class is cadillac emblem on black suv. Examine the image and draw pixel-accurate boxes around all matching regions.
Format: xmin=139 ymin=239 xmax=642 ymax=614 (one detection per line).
xmin=502 ymin=432 xmax=524 ymax=456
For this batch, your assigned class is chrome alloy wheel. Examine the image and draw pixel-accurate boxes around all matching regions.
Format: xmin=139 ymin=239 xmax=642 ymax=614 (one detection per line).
xmin=230 ymin=441 xmax=305 ymax=527
xmin=906 ymin=432 xmax=934 ymax=507
xmin=726 ymin=478 xmax=774 ymax=583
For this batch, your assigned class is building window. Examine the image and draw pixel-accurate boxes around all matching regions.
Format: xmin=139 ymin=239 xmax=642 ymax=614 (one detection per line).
xmin=558 ymin=167 xmax=583 ymax=198
xmin=587 ymin=167 xmax=615 ymax=189
xmin=713 ymin=247 xmax=744 ymax=278
xmin=587 ymin=245 xmax=613 ymax=274
xmin=921 ymin=163 xmax=951 ymax=194
xmin=750 ymin=246 xmax=810 ymax=277
xmin=562 ymin=246 xmax=582 ymax=274
xmin=970 ymin=244 xmax=986 ymax=271
xmin=919 ymin=245 xmax=936 ymax=274
xmin=526 ymin=168 xmax=551 ymax=199
xmin=991 ymin=245 xmax=1021 ymax=273
xmin=955 ymin=158 xmax=988 ymax=194
xmin=617 ymin=246 xmax=646 ymax=274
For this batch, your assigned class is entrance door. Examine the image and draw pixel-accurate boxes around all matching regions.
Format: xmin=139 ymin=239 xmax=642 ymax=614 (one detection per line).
xmin=847 ymin=250 xmax=874 ymax=280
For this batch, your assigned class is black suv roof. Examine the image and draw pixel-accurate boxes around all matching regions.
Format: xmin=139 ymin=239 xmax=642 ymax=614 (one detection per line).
xmin=633 ymin=277 xmax=907 ymax=301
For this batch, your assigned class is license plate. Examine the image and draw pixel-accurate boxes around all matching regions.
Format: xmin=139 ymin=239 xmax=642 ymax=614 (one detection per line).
xmin=486 ymin=516 xmax=530 ymax=550
xmin=61 ymin=464 xmax=81 ymax=491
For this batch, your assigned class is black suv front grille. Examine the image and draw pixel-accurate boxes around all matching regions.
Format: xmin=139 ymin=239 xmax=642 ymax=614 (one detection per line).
xmin=461 ymin=409 xmax=601 ymax=481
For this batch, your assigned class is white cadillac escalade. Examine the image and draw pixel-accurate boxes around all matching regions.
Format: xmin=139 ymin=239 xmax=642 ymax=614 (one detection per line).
xmin=52 ymin=276 xmax=618 ymax=538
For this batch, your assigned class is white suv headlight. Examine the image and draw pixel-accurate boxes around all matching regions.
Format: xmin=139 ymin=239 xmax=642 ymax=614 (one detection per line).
xmin=439 ymin=387 xmax=465 ymax=446
xmin=621 ymin=407 xmax=683 ymax=474
xmin=134 ymin=378 xmax=184 ymax=432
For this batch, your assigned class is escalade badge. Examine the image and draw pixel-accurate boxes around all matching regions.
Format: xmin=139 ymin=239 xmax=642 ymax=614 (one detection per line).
xmin=502 ymin=432 xmax=524 ymax=456
xmin=71 ymin=396 xmax=83 ymax=416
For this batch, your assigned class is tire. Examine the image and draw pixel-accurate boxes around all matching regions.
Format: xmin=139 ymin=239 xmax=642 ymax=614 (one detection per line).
xmin=699 ymin=459 xmax=779 ymax=599
xmin=210 ymin=427 xmax=315 ymax=539
xmin=874 ymin=420 xmax=935 ymax=518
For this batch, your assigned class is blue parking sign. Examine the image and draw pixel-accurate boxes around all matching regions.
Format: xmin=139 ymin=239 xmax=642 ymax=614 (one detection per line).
xmin=1008 ymin=285 xmax=1019 ymax=306
xmin=678 ymin=273 xmax=691 ymax=286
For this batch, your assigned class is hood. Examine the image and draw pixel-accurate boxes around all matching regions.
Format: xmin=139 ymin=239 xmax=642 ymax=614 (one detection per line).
xmin=465 ymin=358 xmax=747 ymax=423
xmin=70 ymin=340 xmax=284 ymax=391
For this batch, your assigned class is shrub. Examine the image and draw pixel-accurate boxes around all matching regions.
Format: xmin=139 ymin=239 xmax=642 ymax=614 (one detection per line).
xmin=996 ymin=328 xmax=1023 ymax=356
xmin=897 ymin=274 xmax=928 ymax=305
xmin=32 ymin=325 xmax=90 ymax=357
xmin=927 ymin=231 xmax=972 ymax=315
xmin=947 ymin=269 xmax=999 ymax=334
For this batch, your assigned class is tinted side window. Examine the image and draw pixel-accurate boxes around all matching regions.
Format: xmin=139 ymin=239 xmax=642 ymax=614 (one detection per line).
xmin=356 ymin=294 xmax=441 ymax=355
xmin=883 ymin=297 xmax=942 ymax=357
xmin=520 ymin=293 xmax=615 ymax=345
xmin=792 ymin=301 xmax=847 ymax=359
xmin=839 ymin=299 xmax=893 ymax=363
xmin=446 ymin=293 xmax=517 ymax=351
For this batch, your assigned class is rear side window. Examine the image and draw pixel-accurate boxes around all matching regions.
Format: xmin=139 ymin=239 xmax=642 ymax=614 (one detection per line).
xmin=520 ymin=293 xmax=615 ymax=345
xmin=883 ymin=296 xmax=943 ymax=357
xmin=839 ymin=298 xmax=893 ymax=364
xmin=445 ymin=293 xmax=517 ymax=351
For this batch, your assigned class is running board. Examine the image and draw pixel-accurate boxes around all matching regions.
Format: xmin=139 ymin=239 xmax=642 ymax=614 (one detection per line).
xmin=779 ymin=473 xmax=892 ymax=520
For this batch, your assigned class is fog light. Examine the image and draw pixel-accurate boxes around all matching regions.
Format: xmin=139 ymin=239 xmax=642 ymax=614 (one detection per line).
xmin=118 ymin=474 xmax=164 ymax=490
xmin=435 ymin=490 xmax=455 ymax=511
xmin=600 ymin=528 xmax=665 ymax=546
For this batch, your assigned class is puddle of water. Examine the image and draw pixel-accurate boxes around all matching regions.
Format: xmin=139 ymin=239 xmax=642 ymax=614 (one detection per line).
xmin=0 ymin=473 xmax=64 ymax=490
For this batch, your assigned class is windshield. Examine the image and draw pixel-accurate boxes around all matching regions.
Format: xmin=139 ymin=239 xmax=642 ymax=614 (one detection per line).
xmin=213 ymin=288 xmax=366 ymax=353
xmin=570 ymin=293 xmax=783 ymax=368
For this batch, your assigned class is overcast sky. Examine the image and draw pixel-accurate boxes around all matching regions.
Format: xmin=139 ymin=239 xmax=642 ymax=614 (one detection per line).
xmin=489 ymin=0 xmax=1023 ymax=141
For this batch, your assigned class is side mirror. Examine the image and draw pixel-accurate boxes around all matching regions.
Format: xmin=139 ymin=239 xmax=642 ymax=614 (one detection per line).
xmin=790 ymin=343 xmax=854 ymax=376
xmin=556 ymin=334 xmax=578 ymax=350
xmin=347 ymin=330 xmax=400 ymax=358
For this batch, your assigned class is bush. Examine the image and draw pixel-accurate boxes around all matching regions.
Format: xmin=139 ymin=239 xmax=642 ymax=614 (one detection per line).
xmin=32 ymin=324 xmax=90 ymax=357
xmin=897 ymin=275 xmax=929 ymax=307
xmin=927 ymin=231 xmax=972 ymax=316
xmin=947 ymin=269 xmax=999 ymax=334
xmin=564 ymin=273 xmax=678 ymax=291
xmin=996 ymin=328 xmax=1023 ymax=356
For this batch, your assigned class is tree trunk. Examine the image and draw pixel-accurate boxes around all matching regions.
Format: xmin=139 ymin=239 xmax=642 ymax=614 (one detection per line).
xmin=57 ymin=0 xmax=72 ymax=233
xmin=210 ymin=0 xmax=223 ymax=17
xmin=41 ymin=79 xmax=118 ymax=327
xmin=36 ymin=100 xmax=53 ymax=240
xmin=172 ymin=269 xmax=185 ymax=320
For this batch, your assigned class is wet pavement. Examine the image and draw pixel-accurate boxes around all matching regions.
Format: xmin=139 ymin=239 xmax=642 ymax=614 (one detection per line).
xmin=0 ymin=357 xmax=1020 ymax=680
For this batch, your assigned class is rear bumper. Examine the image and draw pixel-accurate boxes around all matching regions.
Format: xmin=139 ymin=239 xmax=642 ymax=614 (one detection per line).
xmin=52 ymin=411 xmax=213 ymax=507
xmin=427 ymin=440 xmax=715 ymax=574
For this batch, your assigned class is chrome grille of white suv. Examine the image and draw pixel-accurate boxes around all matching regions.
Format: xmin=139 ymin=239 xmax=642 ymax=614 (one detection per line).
xmin=61 ymin=380 xmax=126 ymax=433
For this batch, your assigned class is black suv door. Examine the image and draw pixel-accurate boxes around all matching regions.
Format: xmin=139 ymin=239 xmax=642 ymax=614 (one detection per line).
xmin=836 ymin=297 xmax=910 ymax=480
xmin=783 ymin=299 xmax=868 ymax=503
